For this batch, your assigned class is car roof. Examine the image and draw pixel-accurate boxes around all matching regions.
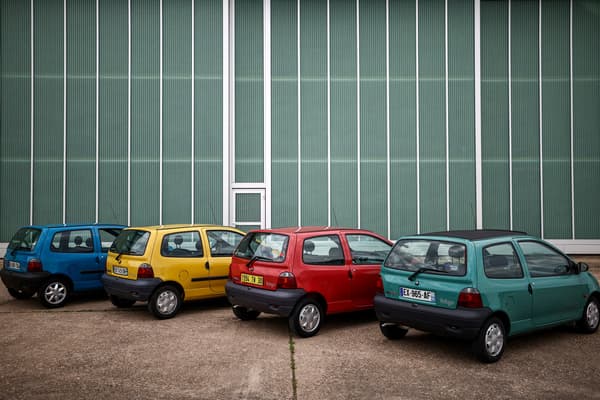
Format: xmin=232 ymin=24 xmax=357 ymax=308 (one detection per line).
xmin=126 ymin=224 xmax=238 ymax=231
xmin=417 ymin=229 xmax=528 ymax=241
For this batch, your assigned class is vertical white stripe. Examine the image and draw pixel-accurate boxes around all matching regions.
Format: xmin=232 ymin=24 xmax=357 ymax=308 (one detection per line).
xmin=127 ymin=0 xmax=131 ymax=226
xmin=386 ymin=0 xmax=390 ymax=239
xmin=569 ymin=0 xmax=575 ymax=239
xmin=445 ymin=0 xmax=450 ymax=231
xmin=538 ymin=0 xmax=544 ymax=238
xmin=159 ymin=0 xmax=163 ymax=225
xmin=327 ymin=0 xmax=331 ymax=227
xmin=508 ymin=0 xmax=513 ymax=230
xmin=63 ymin=0 xmax=67 ymax=224
xmin=222 ymin=0 xmax=230 ymax=225
xmin=474 ymin=0 xmax=482 ymax=229
xmin=95 ymin=0 xmax=99 ymax=223
xmin=264 ymin=0 xmax=272 ymax=228
xmin=356 ymin=0 xmax=361 ymax=229
xmin=415 ymin=0 xmax=420 ymax=233
xmin=297 ymin=0 xmax=301 ymax=227
xmin=30 ymin=0 xmax=34 ymax=225
xmin=191 ymin=0 xmax=195 ymax=223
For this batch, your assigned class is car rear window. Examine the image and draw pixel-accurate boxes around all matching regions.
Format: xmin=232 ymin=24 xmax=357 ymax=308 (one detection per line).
xmin=110 ymin=230 xmax=150 ymax=256
xmin=234 ymin=232 xmax=288 ymax=262
xmin=8 ymin=227 xmax=42 ymax=252
xmin=384 ymin=239 xmax=467 ymax=276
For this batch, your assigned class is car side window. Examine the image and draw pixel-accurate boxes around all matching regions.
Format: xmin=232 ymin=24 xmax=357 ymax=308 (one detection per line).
xmin=346 ymin=234 xmax=391 ymax=265
xmin=51 ymin=230 xmax=94 ymax=253
xmin=302 ymin=235 xmax=344 ymax=266
xmin=99 ymin=228 xmax=122 ymax=253
xmin=483 ymin=243 xmax=524 ymax=279
xmin=518 ymin=241 xmax=572 ymax=277
xmin=207 ymin=230 xmax=244 ymax=257
xmin=161 ymin=231 xmax=203 ymax=258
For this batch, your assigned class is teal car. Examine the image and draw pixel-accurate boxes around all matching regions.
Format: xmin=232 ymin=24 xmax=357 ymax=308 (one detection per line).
xmin=374 ymin=230 xmax=600 ymax=363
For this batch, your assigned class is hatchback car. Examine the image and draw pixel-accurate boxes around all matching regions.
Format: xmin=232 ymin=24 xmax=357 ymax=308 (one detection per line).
xmin=226 ymin=227 xmax=393 ymax=337
xmin=1 ymin=224 xmax=125 ymax=308
xmin=102 ymin=224 xmax=245 ymax=319
xmin=375 ymin=230 xmax=600 ymax=362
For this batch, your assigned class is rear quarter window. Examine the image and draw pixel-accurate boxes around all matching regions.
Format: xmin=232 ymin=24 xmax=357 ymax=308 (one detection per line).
xmin=483 ymin=243 xmax=524 ymax=279
xmin=161 ymin=231 xmax=203 ymax=258
xmin=51 ymin=230 xmax=94 ymax=253
xmin=302 ymin=235 xmax=344 ymax=266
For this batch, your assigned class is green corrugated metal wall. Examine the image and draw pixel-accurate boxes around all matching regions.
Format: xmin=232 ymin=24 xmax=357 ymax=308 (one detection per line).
xmin=1 ymin=0 xmax=599 ymax=243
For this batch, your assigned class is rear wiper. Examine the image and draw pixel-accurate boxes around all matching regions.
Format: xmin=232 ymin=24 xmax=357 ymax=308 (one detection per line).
xmin=408 ymin=267 xmax=447 ymax=281
xmin=115 ymin=252 xmax=126 ymax=262
xmin=246 ymin=255 xmax=271 ymax=268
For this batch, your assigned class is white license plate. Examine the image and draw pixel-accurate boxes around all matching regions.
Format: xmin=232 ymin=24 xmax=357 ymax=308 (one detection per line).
xmin=400 ymin=287 xmax=436 ymax=303
xmin=112 ymin=266 xmax=128 ymax=276
xmin=7 ymin=261 xmax=20 ymax=270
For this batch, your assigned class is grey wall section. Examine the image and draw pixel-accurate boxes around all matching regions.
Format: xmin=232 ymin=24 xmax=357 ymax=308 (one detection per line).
xmin=1 ymin=0 xmax=599 ymax=243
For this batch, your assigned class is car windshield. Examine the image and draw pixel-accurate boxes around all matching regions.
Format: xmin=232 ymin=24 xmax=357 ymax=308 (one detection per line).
xmin=8 ymin=228 xmax=42 ymax=252
xmin=233 ymin=232 xmax=288 ymax=262
xmin=384 ymin=239 xmax=467 ymax=276
xmin=109 ymin=230 xmax=150 ymax=256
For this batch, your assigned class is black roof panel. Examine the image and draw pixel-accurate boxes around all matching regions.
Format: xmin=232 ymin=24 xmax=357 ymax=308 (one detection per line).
xmin=420 ymin=230 xmax=528 ymax=241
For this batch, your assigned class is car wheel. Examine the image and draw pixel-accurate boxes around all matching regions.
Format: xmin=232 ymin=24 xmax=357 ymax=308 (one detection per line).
xmin=288 ymin=298 xmax=323 ymax=338
xmin=38 ymin=278 xmax=70 ymax=308
xmin=379 ymin=322 xmax=408 ymax=340
xmin=577 ymin=297 xmax=599 ymax=334
xmin=232 ymin=306 xmax=261 ymax=321
xmin=7 ymin=288 xmax=35 ymax=300
xmin=110 ymin=295 xmax=136 ymax=308
xmin=148 ymin=285 xmax=181 ymax=319
xmin=473 ymin=317 xmax=506 ymax=363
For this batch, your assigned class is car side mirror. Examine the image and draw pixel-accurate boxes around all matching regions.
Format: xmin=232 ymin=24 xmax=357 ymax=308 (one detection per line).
xmin=578 ymin=262 xmax=589 ymax=273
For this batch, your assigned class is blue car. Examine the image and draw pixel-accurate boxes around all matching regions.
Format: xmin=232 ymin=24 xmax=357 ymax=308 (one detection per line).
xmin=1 ymin=224 xmax=124 ymax=308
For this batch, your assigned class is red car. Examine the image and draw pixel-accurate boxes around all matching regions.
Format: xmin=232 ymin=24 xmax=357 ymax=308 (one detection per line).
xmin=225 ymin=227 xmax=393 ymax=337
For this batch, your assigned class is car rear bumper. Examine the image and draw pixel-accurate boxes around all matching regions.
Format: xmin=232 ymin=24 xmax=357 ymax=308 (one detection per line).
xmin=0 ymin=268 xmax=50 ymax=292
xmin=374 ymin=293 xmax=492 ymax=340
xmin=101 ymin=273 xmax=162 ymax=301
xmin=225 ymin=281 xmax=305 ymax=317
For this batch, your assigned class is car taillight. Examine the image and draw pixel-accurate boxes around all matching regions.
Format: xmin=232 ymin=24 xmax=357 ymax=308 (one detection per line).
xmin=137 ymin=263 xmax=154 ymax=279
xmin=277 ymin=271 xmax=297 ymax=289
xmin=457 ymin=288 xmax=483 ymax=308
xmin=375 ymin=276 xmax=384 ymax=294
xmin=27 ymin=259 xmax=42 ymax=272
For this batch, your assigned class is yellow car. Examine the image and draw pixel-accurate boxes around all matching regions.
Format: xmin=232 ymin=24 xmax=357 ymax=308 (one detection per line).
xmin=101 ymin=224 xmax=245 ymax=319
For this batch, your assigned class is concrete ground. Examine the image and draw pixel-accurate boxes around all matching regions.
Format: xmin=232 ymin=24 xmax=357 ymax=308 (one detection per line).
xmin=0 ymin=263 xmax=599 ymax=400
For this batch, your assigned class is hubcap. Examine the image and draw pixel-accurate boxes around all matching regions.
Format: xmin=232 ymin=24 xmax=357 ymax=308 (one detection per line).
xmin=298 ymin=304 xmax=320 ymax=333
xmin=587 ymin=301 xmax=599 ymax=329
xmin=44 ymin=282 xmax=67 ymax=305
xmin=484 ymin=322 xmax=504 ymax=357
xmin=156 ymin=290 xmax=178 ymax=315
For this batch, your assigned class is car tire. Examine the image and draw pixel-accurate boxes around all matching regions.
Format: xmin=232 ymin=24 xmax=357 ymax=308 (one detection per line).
xmin=379 ymin=322 xmax=408 ymax=340
xmin=110 ymin=295 xmax=136 ymax=308
xmin=38 ymin=278 xmax=70 ymax=308
xmin=473 ymin=317 xmax=506 ymax=363
xmin=577 ymin=297 xmax=600 ymax=334
xmin=232 ymin=306 xmax=261 ymax=321
xmin=288 ymin=298 xmax=323 ymax=338
xmin=148 ymin=285 xmax=181 ymax=319
xmin=7 ymin=288 xmax=35 ymax=300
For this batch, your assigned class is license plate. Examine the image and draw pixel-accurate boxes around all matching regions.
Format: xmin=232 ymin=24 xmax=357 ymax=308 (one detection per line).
xmin=7 ymin=261 xmax=20 ymax=270
xmin=400 ymin=287 xmax=436 ymax=303
xmin=112 ymin=266 xmax=128 ymax=276
xmin=241 ymin=273 xmax=263 ymax=286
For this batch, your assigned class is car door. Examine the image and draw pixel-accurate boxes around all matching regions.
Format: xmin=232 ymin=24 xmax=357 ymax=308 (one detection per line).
xmin=517 ymin=240 xmax=589 ymax=327
xmin=159 ymin=230 xmax=212 ymax=299
xmin=49 ymin=229 xmax=100 ymax=291
xmin=299 ymin=234 xmax=352 ymax=313
xmin=344 ymin=233 xmax=392 ymax=309
xmin=204 ymin=229 xmax=244 ymax=294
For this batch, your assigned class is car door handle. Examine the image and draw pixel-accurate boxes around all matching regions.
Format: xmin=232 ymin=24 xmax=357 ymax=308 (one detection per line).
xmin=348 ymin=269 xmax=353 ymax=279
xmin=205 ymin=261 xmax=210 ymax=270
xmin=96 ymin=256 xmax=100 ymax=264
xmin=528 ymin=283 xmax=533 ymax=295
